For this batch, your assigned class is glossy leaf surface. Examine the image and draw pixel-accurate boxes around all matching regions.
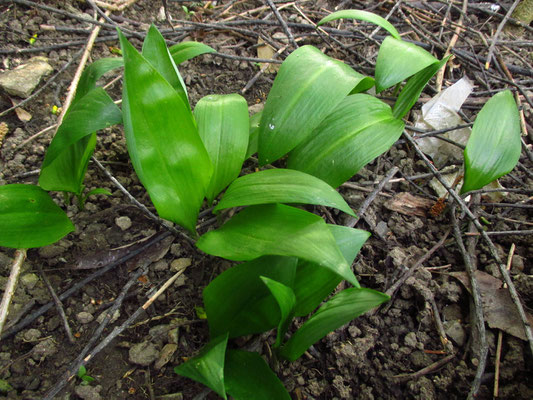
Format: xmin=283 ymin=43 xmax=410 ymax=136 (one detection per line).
xmin=224 ymin=350 xmax=290 ymax=400
xmin=169 ymin=41 xmax=216 ymax=65
xmin=260 ymin=277 xmax=296 ymax=348
xmin=203 ymin=256 xmax=297 ymax=338
xmin=214 ymin=169 xmax=355 ymax=216
xmin=73 ymin=57 xmax=124 ymax=104
xmin=375 ymin=37 xmax=437 ymax=93
xmin=294 ymin=225 xmax=370 ymax=316
xmin=142 ymin=25 xmax=189 ymax=107
xmin=245 ymin=110 xmax=261 ymax=159
xmin=288 ymin=94 xmax=404 ymax=188
xmin=197 ymin=204 xmax=358 ymax=286
xmin=462 ymin=90 xmax=521 ymax=193
xmin=318 ymin=10 xmax=401 ymax=39
xmin=174 ymin=334 xmax=228 ymax=400
xmin=195 ymin=94 xmax=249 ymax=204
xmin=258 ymin=45 xmax=368 ymax=165
xmin=0 ymin=184 xmax=74 ymax=248
xmin=119 ymin=30 xmax=212 ymax=233
xmin=280 ymin=288 xmax=389 ymax=361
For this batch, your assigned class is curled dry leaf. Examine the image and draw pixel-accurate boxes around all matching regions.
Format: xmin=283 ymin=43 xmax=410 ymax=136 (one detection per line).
xmin=449 ymin=270 xmax=533 ymax=341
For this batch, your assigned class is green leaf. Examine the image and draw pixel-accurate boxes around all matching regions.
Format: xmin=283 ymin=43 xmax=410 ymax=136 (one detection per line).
xmin=461 ymin=90 xmax=521 ymax=194
xmin=197 ymin=204 xmax=359 ymax=286
xmin=73 ymin=57 xmax=124 ymax=105
xmin=169 ymin=41 xmax=216 ymax=65
xmin=39 ymin=88 xmax=122 ymax=194
xmin=280 ymin=288 xmax=389 ymax=361
xmin=203 ymin=256 xmax=297 ymax=338
xmin=245 ymin=110 xmax=262 ymax=159
xmin=393 ymin=56 xmax=449 ymax=119
xmin=118 ymin=30 xmax=212 ymax=233
xmin=258 ymin=45 xmax=370 ymax=165
xmin=293 ymin=225 xmax=370 ymax=316
xmin=317 ymin=10 xmax=401 ymax=40
xmin=142 ymin=24 xmax=189 ymax=108
xmin=288 ymin=94 xmax=404 ymax=188
xmin=174 ymin=334 xmax=228 ymax=400
xmin=224 ymin=350 xmax=290 ymax=400
xmin=195 ymin=94 xmax=249 ymax=204
xmin=260 ymin=277 xmax=296 ymax=348
xmin=214 ymin=169 xmax=355 ymax=217
xmin=85 ymin=188 xmax=112 ymax=198
xmin=375 ymin=37 xmax=438 ymax=93
xmin=0 ymin=184 xmax=74 ymax=248
xmin=77 ymin=366 xmax=87 ymax=378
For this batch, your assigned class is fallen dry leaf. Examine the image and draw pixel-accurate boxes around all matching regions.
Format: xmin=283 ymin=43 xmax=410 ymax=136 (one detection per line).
xmin=449 ymin=270 xmax=533 ymax=341
xmin=384 ymin=192 xmax=434 ymax=217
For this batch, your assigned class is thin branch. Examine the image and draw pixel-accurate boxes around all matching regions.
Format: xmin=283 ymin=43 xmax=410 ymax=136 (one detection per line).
xmin=0 ymin=249 xmax=27 ymax=337
xmin=485 ymin=0 xmax=521 ymax=69
xmin=265 ymin=0 xmax=298 ymax=48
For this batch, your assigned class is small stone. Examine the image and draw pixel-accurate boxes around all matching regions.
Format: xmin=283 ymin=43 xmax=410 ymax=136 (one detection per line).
xmin=511 ymin=254 xmax=524 ymax=272
xmin=348 ymin=326 xmax=361 ymax=338
xmin=38 ymin=244 xmax=64 ymax=259
xmin=96 ymin=309 xmax=120 ymax=324
xmin=115 ymin=216 xmax=132 ymax=231
xmin=154 ymin=343 xmax=178 ymax=370
xmin=170 ymin=243 xmax=182 ymax=257
xmin=32 ymin=338 xmax=57 ymax=361
xmin=129 ymin=342 xmax=159 ymax=366
xmin=404 ymin=332 xmax=418 ymax=348
xmin=152 ymin=259 xmax=169 ymax=271
xmin=170 ymin=258 xmax=191 ymax=272
xmin=376 ymin=221 xmax=389 ymax=238
xmin=0 ymin=57 xmax=53 ymax=98
xmin=23 ymin=329 xmax=42 ymax=342
xmin=444 ymin=320 xmax=466 ymax=347
xmin=75 ymin=384 xmax=103 ymax=400
xmin=76 ymin=311 xmax=94 ymax=324
xmin=20 ymin=273 xmax=39 ymax=290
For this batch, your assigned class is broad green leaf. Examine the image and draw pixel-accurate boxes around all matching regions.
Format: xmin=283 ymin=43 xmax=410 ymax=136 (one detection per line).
xmin=203 ymin=256 xmax=297 ymax=338
xmin=258 ymin=45 xmax=370 ymax=165
xmin=214 ymin=169 xmax=355 ymax=217
xmin=73 ymin=57 xmax=124 ymax=105
xmin=245 ymin=110 xmax=262 ymax=159
xmin=288 ymin=94 xmax=404 ymax=188
xmin=195 ymin=94 xmax=249 ymax=204
xmin=260 ymin=277 xmax=296 ymax=348
xmin=224 ymin=350 xmax=290 ymax=400
xmin=118 ymin=30 xmax=212 ymax=233
xmin=142 ymin=24 xmax=189 ymax=108
xmin=169 ymin=41 xmax=216 ymax=65
xmin=0 ymin=184 xmax=74 ymax=248
xmin=174 ymin=334 xmax=228 ymax=400
xmin=317 ymin=10 xmax=401 ymax=40
xmin=393 ymin=57 xmax=449 ymax=119
xmin=197 ymin=204 xmax=359 ymax=286
xmin=294 ymin=225 xmax=370 ymax=316
xmin=461 ymin=90 xmax=521 ymax=194
xmin=280 ymin=288 xmax=389 ymax=361
xmin=39 ymin=88 xmax=122 ymax=194
xmin=375 ymin=37 xmax=438 ymax=93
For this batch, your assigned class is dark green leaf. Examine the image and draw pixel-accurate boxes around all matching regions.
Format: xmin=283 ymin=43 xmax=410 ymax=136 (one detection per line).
xmin=195 ymin=94 xmax=249 ymax=204
xmin=294 ymin=225 xmax=370 ymax=316
xmin=393 ymin=57 xmax=449 ymax=119
xmin=288 ymin=94 xmax=404 ymax=188
xmin=224 ymin=350 xmax=290 ymax=400
xmin=214 ymin=169 xmax=355 ymax=216
xmin=318 ymin=10 xmax=401 ymax=40
xmin=169 ymin=41 xmax=216 ymax=65
xmin=258 ymin=45 xmax=370 ymax=165
xmin=260 ymin=277 xmax=296 ymax=348
xmin=0 ymin=184 xmax=74 ymax=248
xmin=119 ymin=30 xmax=212 ymax=233
xmin=197 ymin=204 xmax=358 ymax=286
xmin=174 ymin=334 xmax=228 ymax=400
xmin=280 ymin=288 xmax=389 ymax=361
xmin=375 ymin=37 xmax=437 ymax=93
xmin=73 ymin=57 xmax=124 ymax=105
xmin=203 ymin=256 xmax=297 ymax=338
xmin=462 ymin=90 xmax=521 ymax=193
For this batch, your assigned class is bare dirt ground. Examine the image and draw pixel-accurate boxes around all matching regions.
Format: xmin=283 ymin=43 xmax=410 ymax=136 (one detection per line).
xmin=0 ymin=1 xmax=532 ymax=399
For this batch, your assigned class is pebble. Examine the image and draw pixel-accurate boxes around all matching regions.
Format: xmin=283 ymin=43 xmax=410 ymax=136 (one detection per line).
xmin=38 ymin=244 xmax=64 ymax=259
xmin=20 ymin=273 xmax=39 ymax=290
xmin=444 ymin=320 xmax=466 ymax=347
xmin=129 ymin=342 xmax=159 ymax=366
xmin=404 ymin=332 xmax=418 ymax=348
xmin=152 ymin=259 xmax=169 ymax=271
xmin=75 ymin=384 xmax=103 ymax=400
xmin=32 ymin=338 xmax=57 ymax=361
xmin=170 ymin=258 xmax=191 ymax=272
xmin=77 ymin=311 xmax=94 ymax=324
xmin=154 ymin=343 xmax=178 ymax=370
xmin=23 ymin=329 xmax=42 ymax=342
xmin=115 ymin=216 xmax=132 ymax=231
xmin=0 ymin=57 xmax=53 ymax=98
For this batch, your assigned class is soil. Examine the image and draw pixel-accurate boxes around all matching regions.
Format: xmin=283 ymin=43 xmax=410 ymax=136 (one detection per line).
xmin=0 ymin=1 xmax=532 ymax=399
